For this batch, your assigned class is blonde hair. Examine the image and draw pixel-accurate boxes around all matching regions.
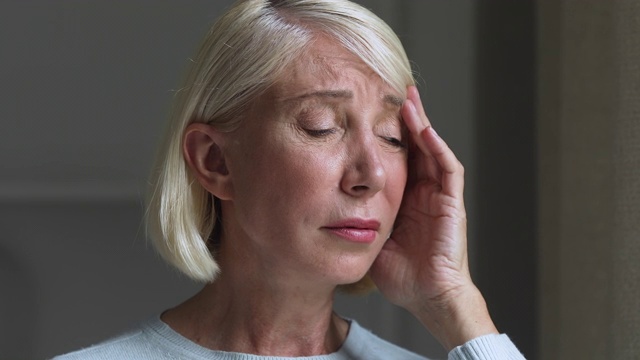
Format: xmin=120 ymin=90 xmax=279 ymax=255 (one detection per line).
xmin=146 ymin=0 xmax=415 ymax=286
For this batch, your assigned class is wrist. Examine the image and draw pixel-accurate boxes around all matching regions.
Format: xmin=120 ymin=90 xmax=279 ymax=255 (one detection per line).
xmin=411 ymin=285 xmax=499 ymax=351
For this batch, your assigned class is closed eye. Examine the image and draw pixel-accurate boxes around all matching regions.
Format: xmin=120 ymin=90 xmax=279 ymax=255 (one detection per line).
xmin=381 ymin=136 xmax=407 ymax=149
xmin=305 ymin=128 xmax=337 ymax=137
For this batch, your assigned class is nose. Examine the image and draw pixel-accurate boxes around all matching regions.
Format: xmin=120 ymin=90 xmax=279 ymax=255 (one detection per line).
xmin=340 ymin=133 xmax=386 ymax=198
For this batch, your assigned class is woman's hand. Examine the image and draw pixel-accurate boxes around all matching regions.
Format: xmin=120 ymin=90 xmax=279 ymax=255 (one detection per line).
xmin=370 ymin=86 xmax=498 ymax=350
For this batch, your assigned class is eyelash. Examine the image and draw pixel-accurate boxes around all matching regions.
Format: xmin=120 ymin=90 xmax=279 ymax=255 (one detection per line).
xmin=304 ymin=128 xmax=337 ymax=137
xmin=302 ymin=120 xmax=406 ymax=151
xmin=307 ymin=130 xmax=405 ymax=150
xmin=383 ymin=136 xmax=407 ymax=149
xmin=305 ymin=128 xmax=406 ymax=150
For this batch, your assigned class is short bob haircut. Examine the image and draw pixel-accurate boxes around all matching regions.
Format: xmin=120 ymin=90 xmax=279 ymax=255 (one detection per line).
xmin=146 ymin=0 xmax=415 ymax=291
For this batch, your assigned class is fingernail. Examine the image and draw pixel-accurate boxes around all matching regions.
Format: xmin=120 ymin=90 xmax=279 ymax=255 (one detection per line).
xmin=407 ymin=100 xmax=417 ymax=113
xmin=428 ymin=126 xmax=442 ymax=141
xmin=409 ymin=100 xmax=418 ymax=113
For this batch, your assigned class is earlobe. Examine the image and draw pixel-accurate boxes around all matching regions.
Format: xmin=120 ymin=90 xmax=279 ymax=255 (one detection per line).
xmin=183 ymin=123 xmax=233 ymax=200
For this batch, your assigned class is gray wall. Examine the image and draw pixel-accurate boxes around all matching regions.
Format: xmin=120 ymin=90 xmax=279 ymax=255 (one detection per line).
xmin=538 ymin=1 xmax=640 ymax=358
xmin=0 ymin=1 xmax=536 ymax=359
xmin=1 ymin=3 xmax=231 ymax=359
xmin=474 ymin=2 xmax=536 ymax=357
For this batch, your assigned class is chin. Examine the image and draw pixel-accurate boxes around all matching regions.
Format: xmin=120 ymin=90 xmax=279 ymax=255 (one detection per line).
xmin=337 ymin=274 xmax=377 ymax=295
xmin=328 ymin=258 xmax=377 ymax=295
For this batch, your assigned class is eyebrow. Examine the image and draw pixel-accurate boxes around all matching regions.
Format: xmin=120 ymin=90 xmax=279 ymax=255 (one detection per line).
xmin=383 ymin=94 xmax=404 ymax=107
xmin=285 ymin=90 xmax=353 ymax=102
xmin=284 ymin=90 xmax=404 ymax=107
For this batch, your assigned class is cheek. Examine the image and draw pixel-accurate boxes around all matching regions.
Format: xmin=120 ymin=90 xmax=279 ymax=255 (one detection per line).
xmin=232 ymin=140 xmax=340 ymax=223
xmin=385 ymin=155 xmax=408 ymax=203
xmin=272 ymin=146 xmax=342 ymax=206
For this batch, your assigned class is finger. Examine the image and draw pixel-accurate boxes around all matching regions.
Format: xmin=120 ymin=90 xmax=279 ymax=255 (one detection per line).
xmin=402 ymin=86 xmax=431 ymax=154
xmin=402 ymin=95 xmax=440 ymax=181
xmin=420 ymin=127 xmax=465 ymax=197
xmin=407 ymin=86 xmax=428 ymax=126
xmin=402 ymin=100 xmax=428 ymax=153
xmin=402 ymin=86 xmax=464 ymax=197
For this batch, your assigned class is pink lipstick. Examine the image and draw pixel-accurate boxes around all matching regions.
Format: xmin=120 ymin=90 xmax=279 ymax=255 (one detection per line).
xmin=323 ymin=219 xmax=380 ymax=244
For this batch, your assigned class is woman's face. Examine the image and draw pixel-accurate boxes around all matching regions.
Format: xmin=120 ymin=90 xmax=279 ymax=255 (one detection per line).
xmin=221 ymin=37 xmax=408 ymax=289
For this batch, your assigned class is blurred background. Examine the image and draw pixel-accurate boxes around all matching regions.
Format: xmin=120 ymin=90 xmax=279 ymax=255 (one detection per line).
xmin=1 ymin=1 xmax=638 ymax=359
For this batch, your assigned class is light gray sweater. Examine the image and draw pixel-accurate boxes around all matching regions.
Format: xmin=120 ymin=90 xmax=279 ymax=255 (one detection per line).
xmin=54 ymin=316 xmax=525 ymax=360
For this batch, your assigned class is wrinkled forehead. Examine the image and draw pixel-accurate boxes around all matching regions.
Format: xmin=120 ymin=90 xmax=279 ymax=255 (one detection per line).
xmin=304 ymin=37 xmax=370 ymax=74
xmin=270 ymin=36 xmax=401 ymax=102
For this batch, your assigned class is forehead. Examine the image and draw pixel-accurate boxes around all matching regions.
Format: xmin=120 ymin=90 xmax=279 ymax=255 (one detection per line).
xmin=270 ymin=36 xmax=397 ymax=102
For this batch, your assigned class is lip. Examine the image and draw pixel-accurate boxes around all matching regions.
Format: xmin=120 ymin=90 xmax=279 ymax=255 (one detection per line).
xmin=323 ymin=218 xmax=381 ymax=244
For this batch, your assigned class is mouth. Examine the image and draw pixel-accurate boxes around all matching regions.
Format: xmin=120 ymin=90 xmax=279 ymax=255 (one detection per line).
xmin=322 ymin=219 xmax=381 ymax=244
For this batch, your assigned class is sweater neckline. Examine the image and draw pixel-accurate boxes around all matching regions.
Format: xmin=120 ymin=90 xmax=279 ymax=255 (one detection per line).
xmin=142 ymin=314 xmax=362 ymax=359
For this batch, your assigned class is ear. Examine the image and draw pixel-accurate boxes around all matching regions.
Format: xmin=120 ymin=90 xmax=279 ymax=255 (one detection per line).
xmin=183 ymin=123 xmax=233 ymax=200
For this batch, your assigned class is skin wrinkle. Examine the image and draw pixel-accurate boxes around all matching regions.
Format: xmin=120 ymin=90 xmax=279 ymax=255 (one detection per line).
xmin=138 ymin=0 xmax=511 ymax=355
xmin=164 ymin=36 xmax=409 ymax=356
xmin=277 ymin=91 xmax=406 ymax=153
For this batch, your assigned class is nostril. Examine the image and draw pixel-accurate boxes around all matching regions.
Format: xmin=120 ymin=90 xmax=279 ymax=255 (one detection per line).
xmin=351 ymin=185 xmax=369 ymax=192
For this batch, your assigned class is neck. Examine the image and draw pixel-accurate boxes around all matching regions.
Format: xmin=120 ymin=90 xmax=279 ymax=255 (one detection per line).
xmin=161 ymin=261 xmax=349 ymax=356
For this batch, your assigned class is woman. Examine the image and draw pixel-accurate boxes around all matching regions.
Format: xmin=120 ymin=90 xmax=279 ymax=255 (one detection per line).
xmin=56 ymin=0 xmax=524 ymax=359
